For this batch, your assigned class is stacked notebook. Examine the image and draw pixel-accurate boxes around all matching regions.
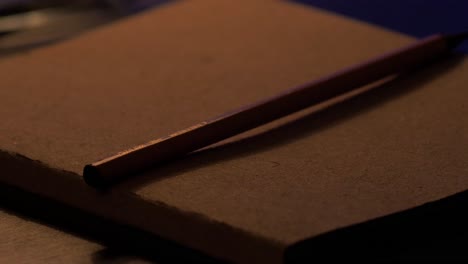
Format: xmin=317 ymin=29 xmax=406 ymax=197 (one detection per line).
xmin=1 ymin=1 xmax=467 ymax=263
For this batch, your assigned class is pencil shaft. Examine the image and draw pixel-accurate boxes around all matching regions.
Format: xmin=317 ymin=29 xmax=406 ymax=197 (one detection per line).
xmin=84 ymin=34 xmax=451 ymax=188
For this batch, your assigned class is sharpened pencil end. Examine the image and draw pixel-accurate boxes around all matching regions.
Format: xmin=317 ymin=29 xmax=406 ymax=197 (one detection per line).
xmin=446 ymin=31 xmax=468 ymax=49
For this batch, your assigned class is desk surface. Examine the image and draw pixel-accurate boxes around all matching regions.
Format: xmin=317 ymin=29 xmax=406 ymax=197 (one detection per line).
xmin=0 ymin=209 xmax=106 ymax=264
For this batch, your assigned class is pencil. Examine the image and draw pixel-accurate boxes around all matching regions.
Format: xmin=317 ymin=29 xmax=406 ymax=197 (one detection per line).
xmin=83 ymin=32 xmax=468 ymax=188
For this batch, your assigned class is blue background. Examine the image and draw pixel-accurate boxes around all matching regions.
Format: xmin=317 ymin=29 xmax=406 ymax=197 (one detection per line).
xmin=292 ymin=0 xmax=468 ymax=53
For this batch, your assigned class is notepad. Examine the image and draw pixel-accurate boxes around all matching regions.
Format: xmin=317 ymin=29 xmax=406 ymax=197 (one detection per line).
xmin=1 ymin=1 xmax=467 ymax=263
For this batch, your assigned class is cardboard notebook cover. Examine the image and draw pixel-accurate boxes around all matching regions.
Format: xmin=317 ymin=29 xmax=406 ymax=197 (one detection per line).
xmin=1 ymin=0 xmax=467 ymax=263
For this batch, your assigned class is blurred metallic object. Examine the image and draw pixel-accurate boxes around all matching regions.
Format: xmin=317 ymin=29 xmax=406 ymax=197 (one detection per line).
xmin=0 ymin=9 xmax=51 ymax=32
xmin=0 ymin=0 xmax=171 ymax=55
xmin=0 ymin=8 xmax=116 ymax=55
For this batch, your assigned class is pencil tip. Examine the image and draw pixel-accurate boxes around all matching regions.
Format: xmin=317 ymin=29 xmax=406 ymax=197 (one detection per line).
xmin=446 ymin=31 xmax=468 ymax=49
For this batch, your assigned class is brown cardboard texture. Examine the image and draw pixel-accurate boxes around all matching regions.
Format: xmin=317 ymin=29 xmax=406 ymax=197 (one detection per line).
xmin=0 ymin=1 xmax=467 ymax=263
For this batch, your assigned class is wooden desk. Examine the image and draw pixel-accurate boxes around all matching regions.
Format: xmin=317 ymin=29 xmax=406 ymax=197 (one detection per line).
xmin=0 ymin=209 xmax=108 ymax=264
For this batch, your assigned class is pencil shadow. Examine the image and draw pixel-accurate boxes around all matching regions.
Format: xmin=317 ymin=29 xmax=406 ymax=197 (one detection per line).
xmin=0 ymin=54 xmax=466 ymax=263
xmin=118 ymin=53 xmax=465 ymax=191
xmin=108 ymin=53 xmax=468 ymax=262
xmin=0 ymin=183 xmax=223 ymax=264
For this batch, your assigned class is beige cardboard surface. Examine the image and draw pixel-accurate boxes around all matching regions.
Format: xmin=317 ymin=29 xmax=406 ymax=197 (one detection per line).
xmin=1 ymin=0 xmax=467 ymax=263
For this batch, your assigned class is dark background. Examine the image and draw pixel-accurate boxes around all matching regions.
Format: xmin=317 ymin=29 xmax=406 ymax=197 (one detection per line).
xmin=293 ymin=0 xmax=468 ymax=53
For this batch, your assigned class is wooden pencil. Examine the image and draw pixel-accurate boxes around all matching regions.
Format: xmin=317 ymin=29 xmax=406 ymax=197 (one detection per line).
xmin=83 ymin=32 xmax=468 ymax=188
